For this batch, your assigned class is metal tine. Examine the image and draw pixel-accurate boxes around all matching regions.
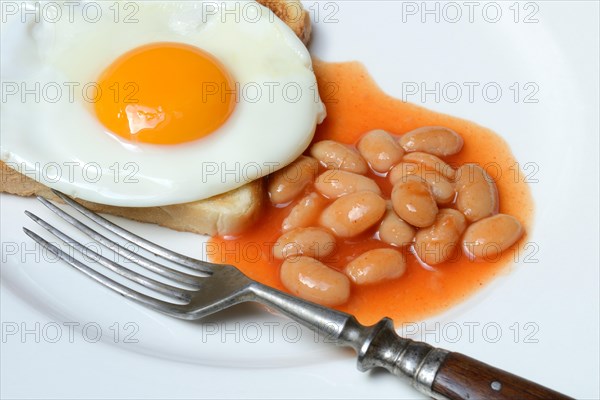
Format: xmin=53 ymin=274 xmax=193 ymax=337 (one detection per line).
xmin=23 ymin=228 xmax=187 ymax=318
xmin=25 ymin=211 xmax=191 ymax=303
xmin=51 ymin=190 xmax=218 ymax=273
xmin=36 ymin=196 xmax=204 ymax=288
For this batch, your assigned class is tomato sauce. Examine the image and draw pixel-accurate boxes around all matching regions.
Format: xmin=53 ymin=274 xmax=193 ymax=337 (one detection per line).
xmin=208 ymin=60 xmax=534 ymax=325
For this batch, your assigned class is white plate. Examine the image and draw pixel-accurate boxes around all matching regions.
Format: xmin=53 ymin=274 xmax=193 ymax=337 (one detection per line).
xmin=1 ymin=1 xmax=599 ymax=398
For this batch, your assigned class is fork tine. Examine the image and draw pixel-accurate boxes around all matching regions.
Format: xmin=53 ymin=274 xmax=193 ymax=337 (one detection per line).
xmin=36 ymin=196 xmax=204 ymax=288
xmin=25 ymin=211 xmax=192 ymax=303
xmin=23 ymin=228 xmax=188 ymax=317
xmin=51 ymin=190 xmax=219 ymax=273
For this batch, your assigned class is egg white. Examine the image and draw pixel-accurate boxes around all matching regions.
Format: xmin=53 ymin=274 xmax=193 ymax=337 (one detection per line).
xmin=1 ymin=1 xmax=325 ymax=206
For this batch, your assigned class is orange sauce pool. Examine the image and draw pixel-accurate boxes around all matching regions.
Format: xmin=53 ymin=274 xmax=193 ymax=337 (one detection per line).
xmin=208 ymin=60 xmax=534 ymax=325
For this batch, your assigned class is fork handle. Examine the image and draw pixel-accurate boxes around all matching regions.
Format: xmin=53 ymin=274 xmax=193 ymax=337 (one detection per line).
xmin=355 ymin=318 xmax=573 ymax=400
xmin=249 ymin=284 xmax=572 ymax=399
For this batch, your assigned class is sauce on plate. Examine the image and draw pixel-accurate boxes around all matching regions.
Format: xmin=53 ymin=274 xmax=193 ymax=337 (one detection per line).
xmin=208 ymin=60 xmax=534 ymax=325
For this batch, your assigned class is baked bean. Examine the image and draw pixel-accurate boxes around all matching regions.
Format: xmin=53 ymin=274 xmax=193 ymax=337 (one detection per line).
xmin=378 ymin=210 xmax=415 ymax=247
xmin=345 ymin=248 xmax=406 ymax=285
xmin=389 ymin=162 xmax=455 ymax=204
xmin=310 ymin=140 xmax=368 ymax=174
xmin=414 ymin=209 xmax=467 ymax=266
xmin=357 ymin=129 xmax=404 ymax=173
xmin=268 ymin=156 xmax=318 ymax=204
xmin=389 ymin=162 xmax=421 ymax=185
xmin=319 ymin=191 xmax=386 ymax=237
xmin=399 ymin=126 xmax=463 ymax=157
xmin=429 ymin=177 xmax=455 ymax=204
xmin=455 ymin=164 xmax=499 ymax=222
xmin=462 ymin=214 xmax=523 ymax=261
xmin=273 ymin=227 xmax=336 ymax=260
xmin=391 ymin=175 xmax=438 ymax=228
xmin=282 ymin=192 xmax=328 ymax=232
xmin=402 ymin=152 xmax=456 ymax=179
xmin=315 ymin=170 xmax=381 ymax=199
xmin=280 ymin=256 xmax=350 ymax=306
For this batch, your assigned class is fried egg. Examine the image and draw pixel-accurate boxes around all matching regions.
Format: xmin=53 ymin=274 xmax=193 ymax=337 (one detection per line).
xmin=1 ymin=1 xmax=326 ymax=206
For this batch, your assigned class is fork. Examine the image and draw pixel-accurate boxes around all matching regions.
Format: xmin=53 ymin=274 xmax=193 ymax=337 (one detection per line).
xmin=22 ymin=189 xmax=571 ymax=400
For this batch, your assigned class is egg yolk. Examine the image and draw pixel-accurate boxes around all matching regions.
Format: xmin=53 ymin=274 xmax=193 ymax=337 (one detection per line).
xmin=94 ymin=43 xmax=236 ymax=145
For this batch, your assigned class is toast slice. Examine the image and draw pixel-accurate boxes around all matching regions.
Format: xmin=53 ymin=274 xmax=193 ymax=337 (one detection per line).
xmin=0 ymin=0 xmax=311 ymax=236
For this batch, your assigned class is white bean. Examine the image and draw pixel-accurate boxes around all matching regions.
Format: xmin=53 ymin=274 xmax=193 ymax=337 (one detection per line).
xmin=268 ymin=156 xmax=318 ymax=204
xmin=345 ymin=248 xmax=406 ymax=285
xmin=389 ymin=162 xmax=455 ymax=204
xmin=414 ymin=209 xmax=467 ymax=266
xmin=455 ymin=164 xmax=499 ymax=222
xmin=357 ymin=129 xmax=404 ymax=173
xmin=378 ymin=210 xmax=415 ymax=247
xmin=280 ymin=256 xmax=350 ymax=306
xmin=282 ymin=192 xmax=328 ymax=232
xmin=402 ymin=152 xmax=456 ymax=180
xmin=315 ymin=170 xmax=381 ymax=199
xmin=310 ymin=140 xmax=368 ymax=174
xmin=273 ymin=227 xmax=336 ymax=260
xmin=391 ymin=175 xmax=438 ymax=228
xmin=399 ymin=126 xmax=463 ymax=156
xmin=462 ymin=214 xmax=523 ymax=261
xmin=319 ymin=191 xmax=386 ymax=237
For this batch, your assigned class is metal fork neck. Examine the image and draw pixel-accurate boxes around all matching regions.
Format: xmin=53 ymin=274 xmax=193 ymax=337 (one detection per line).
xmin=248 ymin=282 xmax=354 ymax=343
xmin=248 ymin=282 xmax=447 ymax=397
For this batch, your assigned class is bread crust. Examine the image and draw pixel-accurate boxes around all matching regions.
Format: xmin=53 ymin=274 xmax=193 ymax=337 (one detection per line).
xmin=0 ymin=0 xmax=309 ymax=236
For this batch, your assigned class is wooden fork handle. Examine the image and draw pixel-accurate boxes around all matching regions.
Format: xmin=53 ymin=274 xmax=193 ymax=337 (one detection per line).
xmin=431 ymin=352 xmax=573 ymax=399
